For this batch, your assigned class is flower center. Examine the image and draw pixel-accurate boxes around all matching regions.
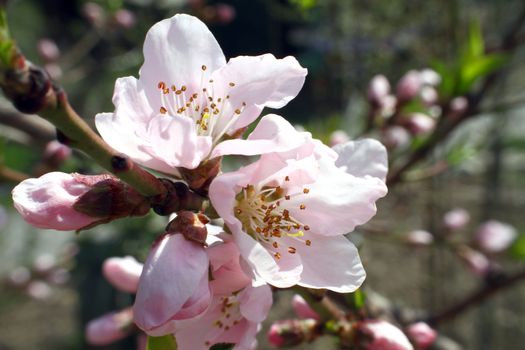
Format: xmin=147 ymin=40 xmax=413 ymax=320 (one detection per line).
xmin=234 ymin=178 xmax=312 ymax=260
xmin=204 ymin=294 xmax=242 ymax=347
xmin=156 ymin=65 xmax=246 ymax=144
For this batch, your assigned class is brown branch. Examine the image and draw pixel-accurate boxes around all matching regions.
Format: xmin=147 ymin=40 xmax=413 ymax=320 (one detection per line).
xmin=0 ymin=106 xmax=55 ymax=144
xmin=0 ymin=165 xmax=28 ymax=182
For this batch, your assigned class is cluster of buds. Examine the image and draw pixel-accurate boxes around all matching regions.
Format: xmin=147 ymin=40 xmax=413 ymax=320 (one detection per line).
xmin=81 ymin=2 xmax=136 ymax=31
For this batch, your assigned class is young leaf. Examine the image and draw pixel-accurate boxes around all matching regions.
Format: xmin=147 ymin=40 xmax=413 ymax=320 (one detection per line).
xmin=146 ymin=335 xmax=178 ymax=350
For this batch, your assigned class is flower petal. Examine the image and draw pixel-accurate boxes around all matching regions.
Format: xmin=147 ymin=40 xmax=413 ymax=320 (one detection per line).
xmin=239 ymin=284 xmax=273 ymax=323
xmin=296 ymin=234 xmax=365 ymax=293
xmin=333 ymin=139 xmax=388 ymax=181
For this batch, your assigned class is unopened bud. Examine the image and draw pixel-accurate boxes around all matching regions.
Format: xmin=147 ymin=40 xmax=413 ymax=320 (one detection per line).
xmin=406 ymin=230 xmax=434 ymax=246
xmin=443 ymin=208 xmax=470 ymax=231
xmin=215 ymin=3 xmax=236 ymax=24
xmin=292 ymin=294 xmax=320 ymax=321
xmin=382 ymin=126 xmax=411 ymax=149
xmin=419 ymin=69 xmax=441 ymax=86
xmin=113 ymin=9 xmax=136 ymax=29
xmin=406 ymin=322 xmax=437 ymax=350
xmin=26 ymin=280 xmax=52 ymax=300
xmin=368 ymin=75 xmax=391 ymax=107
xmin=405 ymin=113 xmax=436 ymax=135
xmin=82 ymin=2 xmax=105 ymax=28
xmin=166 ymin=211 xmax=209 ymax=245
xmin=34 ymin=254 xmax=56 ymax=274
xmin=449 ymin=97 xmax=468 ymax=119
xmin=267 ymin=319 xmax=319 ymax=347
xmin=103 ymin=256 xmax=143 ymax=293
xmin=7 ymin=266 xmax=31 ymax=287
xmin=44 ymin=140 xmax=71 ymax=167
xmin=37 ymin=39 xmax=60 ymax=62
xmin=420 ymin=86 xmax=438 ymax=106
xmin=85 ymin=308 xmax=134 ymax=345
xmin=353 ymin=320 xmax=414 ymax=350
xmin=396 ymin=70 xmax=422 ymax=103
xmin=457 ymin=246 xmax=490 ymax=277
xmin=475 ymin=220 xmax=517 ymax=253
xmin=329 ymin=130 xmax=350 ymax=147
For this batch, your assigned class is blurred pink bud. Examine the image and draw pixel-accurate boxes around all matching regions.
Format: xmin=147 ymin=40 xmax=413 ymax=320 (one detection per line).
xmin=48 ymin=268 xmax=70 ymax=285
xmin=405 ymin=113 xmax=435 ymax=135
xmin=292 ymin=294 xmax=320 ymax=321
xmin=355 ymin=320 xmax=414 ymax=350
xmin=215 ymin=3 xmax=236 ymax=24
xmin=44 ymin=63 xmax=63 ymax=80
xmin=7 ymin=266 xmax=31 ymax=287
xmin=82 ymin=2 xmax=105 ymax=27
xmin=26 ymin=280 xmax=52 ymax=300
xmin=420 ymin=86 xmax=438 ymax=106
xmin=475 ymin=220 xmax=517 ymax=253
xmin=267 ymin=319 xmax=318 ymax=347
xmin=368 ymin=75 xmax=391 ymax=106
xmin=406 ymin=230 xmax=434 ymax=246
xmin=44 ymin=140 xmax=71 ymax=166
xmin=113 ymin=9 xmax=136 ymax=29
xmin=34 ymin=254 xmax=56 ymax=274
xmin=443 ymin=208 xmax=470 ymax=230
xmin=396 ymin=70 xmax=422 ymax=102
xmin=406 ymin=322 xmax=437 ymax=350
xmin=458 ymin=246 xmax=490 ymax=277
xmin=329 ymin=130 xmax=350 ymax=147
xmin=449 ymin=97 xmax=468 ymax=119
xmin=85 ymin=308 xmax=134 ymax=345
xmin=37 ymin=39 xmax=60 ymax=62
xmin=103 ymin=256 xmax=143 ymax=293
xmin=419 ymin=69 xmax=441 ymax=86
xmin=382 ymin=126 xmax=411 ymax=149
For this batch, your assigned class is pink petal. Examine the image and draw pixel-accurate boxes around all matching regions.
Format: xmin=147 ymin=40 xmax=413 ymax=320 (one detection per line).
xmin=295 ymin=234 xmax=365 ymax=293
xmin=239 ymin=283 xmax=272 ymax=323
xmin=133 ymin=234 xmax=210 ymax=335
xmin=85 ymin=308 xmax=134 ymax=346
xmin=332 ymin=139 xmax=388 ymax=181
xmin=145 ymin=114 xmax=212 ymax=169
xmin=139 ymin=14 xmax=226 ymax=105
xmin=291 ymin=294 xmax=320 ymax=321
xmin=102 ymin=256 xmax=143 ymax=293
xmin=208 ymin=240 xmax=251 ymax=295
xmin=12 ymin=172 xmax=97 ymax=231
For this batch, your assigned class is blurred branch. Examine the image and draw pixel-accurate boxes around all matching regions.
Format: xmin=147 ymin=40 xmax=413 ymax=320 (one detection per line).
xmin=0 ymin=164 xmax=28 ymax=182
xmin=0 ymin=106 xmax=54 ymax=144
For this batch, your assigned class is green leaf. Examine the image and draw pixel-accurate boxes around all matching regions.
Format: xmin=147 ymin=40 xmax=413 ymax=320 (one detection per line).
xmin=510 ymin=234 xmax=525 ymax=260
xmin=346 ymin=289 xmax=366 ymax=311
xmin=457 ymin=54 xmax=508 ymax=94
xmin=146 ymin=335 xmax=178 ymax=350
xmin=431 ymin=59 xmax=456 ymax=99
xmin=466 ymin=20 xmax=484 ymax=60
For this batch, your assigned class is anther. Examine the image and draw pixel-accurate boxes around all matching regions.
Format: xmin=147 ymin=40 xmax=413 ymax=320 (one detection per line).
xmin=157 ymin=82 xmax=165 ymax=89
xmin=160 ymin=107 xmax=167 ymax=114
xmin=235 ymin=109 xmax=241 ymax=114
xmin=303 ymin=188 xmax=310 ymax=194
xmin=304 ymin=225 xmax=310 ymax=231
xmin=285 ymin=195 xmax=291 ymax=200
xmin=201 ymin=65 xmax=207 ymax=71
xmin=305 ymin=240 xmax=312 ymax=246
xmin=285 ymin=176 xmax=290 ymax=181
xmin=274 ymin=252 xmax=281 ymax=260
xmin=300 ymin=204 xmax=306 ymax=210
xmin=229 ymin=82 xmax=235 ymax=87
xmin=288 ymin=247 xmax=297 ymax=254
xmin=272 ymin=242 xmax=278 ymax=249
xmin=181 ymin=85 xmax=187 ymax=91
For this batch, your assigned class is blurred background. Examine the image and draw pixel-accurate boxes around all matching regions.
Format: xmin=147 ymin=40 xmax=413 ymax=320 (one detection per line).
xmin=0 ymin=0 xmax=524 ymax=349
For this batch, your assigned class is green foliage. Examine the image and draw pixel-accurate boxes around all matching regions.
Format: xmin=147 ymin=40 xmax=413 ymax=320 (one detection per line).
xmin=288 ymin=0 xmax=318 ymax=12
xmin=146 ymin=335 xmax=178 ymax=350
xmin=346 ymin=288 xmax=366 ymax=312
xmin=510 ymin=234 xmax=525 ymax=260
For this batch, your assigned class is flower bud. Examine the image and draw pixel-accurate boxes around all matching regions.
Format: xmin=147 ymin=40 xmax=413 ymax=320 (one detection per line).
xmin=449 ymin=97 xmax=468 ymax=119
xmin=420 ymin=86 xmax=438 ymax=106
xmin=85 ymin=308 xmax=134 ymax=345
xmin=382 ymin=126 xmax=411 ymax=149
xmin=406 ymin=230 xmax=434 ymax=246
xmin=405 ymin=113 xmax=435 ymax=135
xmin=475 ymin=220 xmax=517 ymax=253
xmin=396 ymin=70 xmax=422 ymax=103
xmin=353 ymin=320 xmax=414 ymax=350
xmin=292 ymin=294 xmax=320 ymax=321
xmin=44 ymin=140 xmax=71 ymax=167
xmin=267 ymin=319 xmax=319 ymax=347
xmin=419 ymin=69 xmax=441 ymax=86
xmin=82 ymin=2 xmax=105 ymax=28
xmin=26 ymin=280 xmax=52 ymax=300
xmin=457 ymin=246 xmax=490 ymax=277
xmin=7 ymin=266 xmax=31 ymax=287
xmin=34 ymin=254 xmax=56 ymax=274
xmin=368 ymin=75 xmax=391 ymax=106
xmin=329 ymin=130 xmax=350 ymax=147
xmin=103 ymin=256 xmax=143 ymax=293
xmin=406 ymin=322 xmax=437 ymax=350
xmin=37 ymin=39 xmax=60 ymax=62
xmin=443 ymin=208 xmax=470 ymax=231
xmin=113 ymin=9 xmax=136 ymax=29
xmin=215 ymin=3 xmax=236 ymax=24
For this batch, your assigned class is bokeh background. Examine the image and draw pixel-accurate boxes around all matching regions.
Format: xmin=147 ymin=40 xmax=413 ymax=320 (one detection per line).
xmin=0 ymin=0 xmax=525 ymax=349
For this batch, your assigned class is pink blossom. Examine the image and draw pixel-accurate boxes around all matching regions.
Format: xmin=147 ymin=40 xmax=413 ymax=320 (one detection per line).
xmin=37 ymin=38 xmax=60 ymax=62
xmin=406 ymin=230 xmax=434 ymax=246
xmin=174 ymin=234 xmax=272 ymax=350
xmin=457 ymin=246 xmax=490 ymax=277
xmin=103 ymin=256 xmax=143 ymax=293
xmin=382 ymin=126 xmax=411 ymax=149
xmin=405 ymin=113 xmax=435 ymax=135
xmin=95 ymin=14 xmax=306 ymax=173
xmin=44 ymin=140 xmax=71 ymax=166
xmin=209 ymin=115 xmax=387 ymax=291
xmin=7 ymin=267 xmax=31 ymax=287
xmin=419 ymin=69 xmax=441 ymax=86
xmin=405 ymin=322 xmax=437 ymax=349
xmin=443 ymin=208 xmax=470 ymax=230
xmin=85 ymin=308 xmax=134 ymax=345
xmin=26 ymin=280 xmax=52 ymax=300
xmin=475 ymin=220 xmax=517 ymax=253
xmin=368 ymin=75 xmax=391 ymax=106
xmin=12 ymin=172 xmax=99 ymax=231
xmin=355 ymin=320 xmax=414 ymax=350
xmin=113 ymin=9 xmax=136 ymax=29
xmin=133 ymin=233 xmax=211 ymax=336
xmin=396 ymin=70 xmax=422 ymax=102
xmin=292 ymin=294 xmax=320 ymax=321
xmin=419 ymin=86 xmax=438 ymax=106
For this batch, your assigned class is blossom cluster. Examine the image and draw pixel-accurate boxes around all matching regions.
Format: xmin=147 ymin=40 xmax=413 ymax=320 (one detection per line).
xmin=11 ymin=14 xmax=388 ymax=349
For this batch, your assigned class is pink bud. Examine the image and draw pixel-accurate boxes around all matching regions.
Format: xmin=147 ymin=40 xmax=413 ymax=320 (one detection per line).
xmin=449 ymin=97 xmax=468 ymax=119
xmin=103 ymin=256 xmax=143 ymax=293
xmin=396 ymin=70 xmax=422 ymax=102
xmin=382 ymin=126 xmax=411 ymax=149
xmin=292 ymin=294 xmax=320 ymax=321
xmin=267 ymin=319 xmax=318 ymax=347
xmin=85 ymin=308 xmax=134 ymax=345
xmin=419 ymin=69 xmax=441 ymax=86
xmin=26 ymin=280 xmax=52 ymax=300
xmin=406 ymin=230 xmax=434 ymax=246
xmin=44 ymin=63 xmax=63 ymax=80
xmin=12 ymin=172 xmax=101 ymax=231
xmin=44 ymin=140 xmax=71 ymax=167
xmin=406 ymin=322 xmax=437 ymax=349
xmin=355 ymin=320 xmax=414 ymax=350
xmin=329 ymin=130 xmax=350 ymax=147
xmin=368 ymin=75 xmax=391 ymax=106
xmin=443 ymin=208 xmax=470 ymax=230
xmin=215 ymin=3 xmax=236 ymax=24
xmin=419 ymin=86 xmax=438 ymax=106
xmin=458 ymin=246 xmax=490 ymax=277
xmin=37 ymin=39 xmax=60 ymax=62
xmin=405 ymin=113 xmax=435 ymax=135
xmin=34 ymin=254 xmax=56 ymax=274
xmin=7 ymin=266 xmax=31 ymax=287
xmin=268 ymin=323 xmax=286 ymax=347
xmin=113 ymin=9 xmax=136 ymax=29
xmin=475 ymin=220 xmax=517 ymax=253
xmin=48 ymin=268 xmax=70 ymax=285
xmin=82 ymin=2 xmax=105 ymax=27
